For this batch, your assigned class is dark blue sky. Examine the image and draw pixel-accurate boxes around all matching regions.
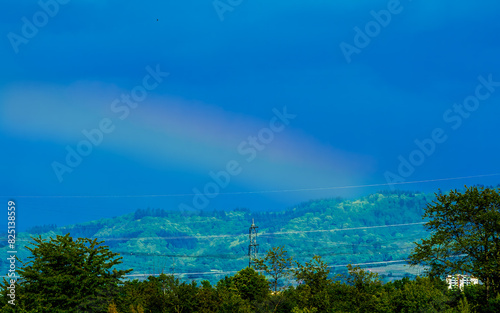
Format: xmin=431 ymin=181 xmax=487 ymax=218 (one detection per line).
xmin=1 ymin=1 xmax=500 ymax=230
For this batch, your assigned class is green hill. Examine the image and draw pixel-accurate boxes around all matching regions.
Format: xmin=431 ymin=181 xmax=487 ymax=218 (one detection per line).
xmin=1 ymin=190 xmax=435 ymax=284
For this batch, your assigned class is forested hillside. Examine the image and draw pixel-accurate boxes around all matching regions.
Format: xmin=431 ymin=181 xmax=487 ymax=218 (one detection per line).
xmin=1 ymin=190 xmax=435 ymax=284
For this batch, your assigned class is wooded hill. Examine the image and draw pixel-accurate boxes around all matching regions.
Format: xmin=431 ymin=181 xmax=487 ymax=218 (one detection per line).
xmin=1 ymin=190 xmax=435 ymax=284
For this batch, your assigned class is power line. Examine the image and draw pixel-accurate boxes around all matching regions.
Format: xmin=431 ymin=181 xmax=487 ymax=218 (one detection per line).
xmin=266 ymin=232 xmax=425 ymax=246
xmin=110 ymin=242 xmax=416 ymax=260
xmin=11 ymin=221 xmax=426 ymax=242
xmin=117 ymin=252 xmax=247 ymax=259
xmin=328 ymin=259 xmax=409 ymax=268
xmin=124 ymin=269 xmax=239 ymax=278
xmin=258 ymin=222 xmax=425 ymax=237
xmin=5 ymin=173 xmax=499 ymax=198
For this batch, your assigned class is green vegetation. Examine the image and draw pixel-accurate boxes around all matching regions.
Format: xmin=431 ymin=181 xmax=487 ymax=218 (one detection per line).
xmin=409 ymin=186 xmax=500 ymax=299
xmin=2 ymin=236 xmax=500 ymax=312
xmin=1 ymin=190 xmax=437 ymax=284
xmin=254 ymin=245 xmax=293 ymax=292
xmin=2 ymin=186 xmax=500 ymax=312
xmin=0 ymin=234 xmax=131 ymax=312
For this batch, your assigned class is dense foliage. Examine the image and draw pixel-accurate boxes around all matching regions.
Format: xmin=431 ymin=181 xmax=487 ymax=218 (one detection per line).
xmin=409 ymin=186 xmax=500 ymax=299
xmin=3 ymin=187 xmax=500 ymax=311
xmin=1 ymin=190 xmax=437 ymax=284
xmin=2 ymin=238 xmax=500 ymax=312
xmin=0 ymin=234 xmax=131 ymax=312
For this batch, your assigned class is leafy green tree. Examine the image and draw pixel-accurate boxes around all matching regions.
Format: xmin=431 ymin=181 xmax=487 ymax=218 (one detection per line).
xmin=175 ymin=280 xmax=200 ymax=312
xmin=339 ymin=265 xmax=382 ymax=295
xmin=141 ymin=274 xmax=171 ymax=312
xmin=115 ymin=279 xmax=147 ymax=312
xmin=408 ymin=186 xmax=500 ymax=299
xmin=293 ymin=255 xmax=332 ymax=312
xmin=216 ymin=279 xmax=252 ymax=313
xmin=335 ymin=265 xmax=390 ymax=313
xmin=452 ymin=284 xmax=499 ymax=312
xmin=116 ymin=274 xmax=183 ymax=313
xmin=254 ymin=246 xmax=293 ymax=292
xmin=118 ymin=273 xmax=202 ymax=313
xmin=216 ymin=267 xmax=272 ymax=312
xmin=389 ymin=276 xmax=450 ymax=312
xmin=285 ymin=284 xmax=319 ymax=313
xmin=294 ymin=255 xmax=330 ymax=293
xmin=2 ymin=234 xmax=131 ymax=313
xmin=197 ymin=280 xmax=220 ymax=313
xmin=231 ymin=267 xmax=270 ymax=303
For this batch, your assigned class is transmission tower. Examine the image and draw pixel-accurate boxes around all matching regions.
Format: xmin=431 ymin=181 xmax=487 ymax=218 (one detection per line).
xmin=248 ymin=218 xmax=259 ymax=268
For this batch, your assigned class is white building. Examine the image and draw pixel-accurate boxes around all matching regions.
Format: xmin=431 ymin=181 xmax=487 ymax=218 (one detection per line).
xmin=446 ymin=274 xmax=479 ymax=290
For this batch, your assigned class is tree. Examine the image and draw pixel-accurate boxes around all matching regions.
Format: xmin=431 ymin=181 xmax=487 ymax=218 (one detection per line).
xmin=408 ymin=186 xmax=500 ymax=299
xmin=254 ymin=246 xmax=293 ymax=292
xmin=231 ymin=267 xmax=270 ymax=302
xmin=388 ymin=277 xmax=450 ymax=312
xmin=335 ymin=265 xmax=389 ymax=313
xmin=115 ymin=274 xmax=181 ymax=313
xmin=293 ymin=255 xmax=332 ymax=311
xmin=294 ymin=255 xmax=330 ymax=293
xmin=115 ymin=279 xmax=147 ymax=312
xmin=339 ymin=265 xmax=382 ymax=294
xmin=197 ymin=280 xmax=220 ymax=313
xmin=216 ymin=279 xmax=252 ymax=313
xmin=6 ymin=234 xmax=132 ymax=312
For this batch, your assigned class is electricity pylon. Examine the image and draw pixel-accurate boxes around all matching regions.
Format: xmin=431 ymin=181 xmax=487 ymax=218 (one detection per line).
xmin=248 ymin=218 xmax=259 ymax=268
